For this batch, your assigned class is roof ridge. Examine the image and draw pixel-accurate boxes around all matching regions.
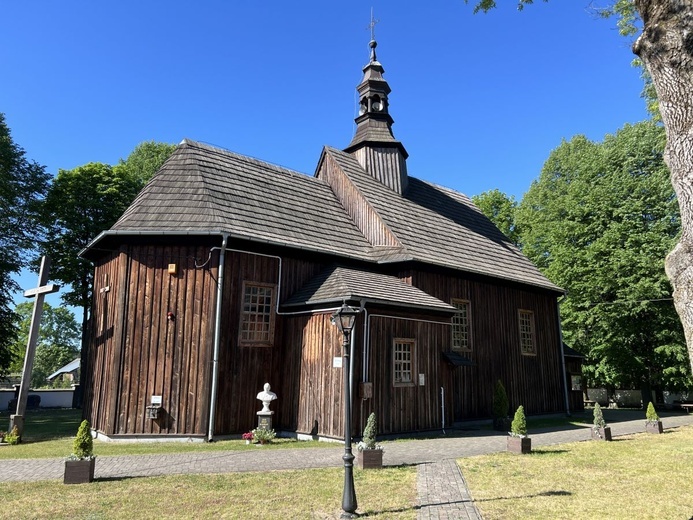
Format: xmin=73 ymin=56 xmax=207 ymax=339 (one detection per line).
xmin=181 ymin=139 xmax=315 ymax=180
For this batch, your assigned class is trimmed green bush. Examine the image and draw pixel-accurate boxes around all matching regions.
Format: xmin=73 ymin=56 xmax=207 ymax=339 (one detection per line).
xmin=510 ymin=405 xmax=527 ymax=437
xmin=493 ymin=380 xmax=509 ymax=420
xmin=593 ymin=403 xmax=607 ymax=429
xmin=362 ymin=412 xmax=378 ymax=449
xmin=72 ymin=420 xmax=93 ymax=459
xmin=646 ymin=401 xmax=659 ymax=422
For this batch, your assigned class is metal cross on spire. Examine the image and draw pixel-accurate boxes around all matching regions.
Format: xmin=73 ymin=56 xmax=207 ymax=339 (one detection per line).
xmin=367 ymin=8 xmax=379 ymax=42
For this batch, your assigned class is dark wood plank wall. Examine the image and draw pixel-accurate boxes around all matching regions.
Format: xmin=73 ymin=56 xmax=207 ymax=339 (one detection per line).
xmin=83 ymin=249 xmax=122 ymax=434
xmin=290 ymin=312 xmax=349 ymax=438
xmin=408 ymin=271 xmax=565 ymax=420
xmin=318 ymin=154 xmax=400 ymax=247
xmin=86 ymin=245 xmax=217 ymax=436
xmin=357 ymin=310 xmax=451 ymax=435
xmin=213 ymin=252 xmax=329 ymax=435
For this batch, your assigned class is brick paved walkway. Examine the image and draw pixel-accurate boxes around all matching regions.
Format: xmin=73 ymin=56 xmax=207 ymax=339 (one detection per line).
xmin=1 ymin=411 xmax=691 ymax=519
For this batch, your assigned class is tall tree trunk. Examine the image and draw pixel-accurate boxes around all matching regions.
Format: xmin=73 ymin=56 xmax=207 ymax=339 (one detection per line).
xmin=634 ymin=1 xmax=693 ymax=374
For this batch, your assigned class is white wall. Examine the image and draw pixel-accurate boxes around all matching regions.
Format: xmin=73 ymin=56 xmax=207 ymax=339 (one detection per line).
xmin=0 ymin=388 xmax=74 ymax=410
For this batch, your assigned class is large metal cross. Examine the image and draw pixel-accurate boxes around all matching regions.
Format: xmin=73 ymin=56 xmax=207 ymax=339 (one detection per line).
xmin=9 ymin=256 xmax=60 ymax=439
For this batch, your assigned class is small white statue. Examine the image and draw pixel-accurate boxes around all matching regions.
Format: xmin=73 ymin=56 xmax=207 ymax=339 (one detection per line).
xmin=257 ymin=382 xmax=277 ymax=413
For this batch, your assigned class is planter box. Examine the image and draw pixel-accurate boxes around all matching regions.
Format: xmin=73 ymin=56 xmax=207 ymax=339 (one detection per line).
xmin=646 ymin=420 xmax=663 ymax=434
xmin=356 ymin=449 xmax=383 ymax=469
xmin=591 ymin=427 xmax=612 ymax=441
xmin=64 ymin=458 xmax=95 ymax=484
xmin=507 ymin=436 xmax=531 ymax=454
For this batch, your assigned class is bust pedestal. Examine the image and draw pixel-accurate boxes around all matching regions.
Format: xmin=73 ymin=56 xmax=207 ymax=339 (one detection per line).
xmin=257 ymin=411 xmax=273 ymax=430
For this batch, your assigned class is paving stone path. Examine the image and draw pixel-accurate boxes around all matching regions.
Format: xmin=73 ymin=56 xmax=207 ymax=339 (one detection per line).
xmin=1 ymin=411 xmax=691 ymax=520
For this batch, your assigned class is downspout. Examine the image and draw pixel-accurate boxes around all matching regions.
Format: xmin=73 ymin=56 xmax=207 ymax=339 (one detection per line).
xmin=556 ymin=296 xmax=571 ymax=417
xmin=207 ymin=233 xmax=229 ymax=441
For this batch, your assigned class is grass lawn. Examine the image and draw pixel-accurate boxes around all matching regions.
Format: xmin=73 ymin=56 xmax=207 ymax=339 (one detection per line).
xmin=0 ymin=409 xmax=331 ymax=459
xmin=0 ymin=466 xmax=418 ymax=519
xmin=458 ymin=425 xmax=693 ymax=520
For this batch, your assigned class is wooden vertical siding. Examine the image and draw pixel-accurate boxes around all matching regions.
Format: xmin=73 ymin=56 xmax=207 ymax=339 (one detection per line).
xmin=289 ymin=312 xmax=350 ymax=438
xmin=408 ymin=271 xmax=564 ymax=421
xmin=350 ymin=146 xmax=408 ymax=194
xmin=84 ymin=245 xmax=217 ymax=436
xmin=212 ymin=252 xmax=328 ymax=435
xmin=317 ymin=154 xmax=400 ymax=247
xmin=358 ymin=310 xmax=451 ymax=435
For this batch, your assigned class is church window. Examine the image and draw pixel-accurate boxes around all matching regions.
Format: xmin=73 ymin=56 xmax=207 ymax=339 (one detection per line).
xmin=393 ymin=339 xmax=415 ymax=386
xmin=451 ymin=299 xmax=471 ymax=351
xmin=518 ymin=309 xmax=536 ymax=355
xmin=239 ymin=282 xmax=276 ymax=346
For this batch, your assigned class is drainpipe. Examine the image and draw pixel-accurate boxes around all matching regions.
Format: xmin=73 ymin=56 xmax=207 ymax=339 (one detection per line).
xmin=207 ymin=233 xmax=228 ymax=441
xmin=556 ymin=297 xmax=571 ymax=417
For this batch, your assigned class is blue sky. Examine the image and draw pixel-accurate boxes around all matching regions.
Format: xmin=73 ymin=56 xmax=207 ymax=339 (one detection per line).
xmin=3 ymin=1 xmax=648 ymax=309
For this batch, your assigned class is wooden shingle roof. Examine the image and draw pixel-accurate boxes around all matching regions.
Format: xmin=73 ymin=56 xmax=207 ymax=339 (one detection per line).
xmin=322 ymin=147 xmax=561 ymax=292
xmin=282 ymin=265 xmax=456 ymax=312
xmin=105 ymin=140 xmax=374 ymax=259
xmin=89 ymin=139 xmax=560 ymax=294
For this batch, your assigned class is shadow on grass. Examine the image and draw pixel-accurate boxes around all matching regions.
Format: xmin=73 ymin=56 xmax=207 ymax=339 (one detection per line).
xmin=358 ymin=504 xmax=419 ymax=517
xmin=476 ymin=490 xmax=572 ymax=502
xmin=529 ymin=449 xmax=570 ymax=455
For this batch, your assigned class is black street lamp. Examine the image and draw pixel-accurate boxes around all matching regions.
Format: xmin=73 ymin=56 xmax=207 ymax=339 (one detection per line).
xmin=332 ymin=302 xmax=360 ymax=518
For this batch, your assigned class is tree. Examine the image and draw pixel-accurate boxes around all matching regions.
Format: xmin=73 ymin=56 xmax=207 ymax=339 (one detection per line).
xmin=469 ymin=0 xmax=693 ymax=397
xmin=10 ymin=301 xmax=80 ymax=388
xmin=517 ymin=122 xmax=691 ymax=401
xmin=39 ymin=162 xmax=139 ymax=330
xmin=114 ymin=140 xmax=175 ymax=191
xmin=472 ymin=189 xmax=520 ymax=245
xmin=0 ymin=113 xmax=50 ymax=376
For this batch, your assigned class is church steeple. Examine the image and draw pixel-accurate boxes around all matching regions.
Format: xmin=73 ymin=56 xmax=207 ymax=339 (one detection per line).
xmin=344 ymin=32 xmax=409 ymax=194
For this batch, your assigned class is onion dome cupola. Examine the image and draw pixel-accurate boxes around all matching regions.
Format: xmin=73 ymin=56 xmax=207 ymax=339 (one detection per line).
xmin=344 ymin=39 xmax=409 ymax=195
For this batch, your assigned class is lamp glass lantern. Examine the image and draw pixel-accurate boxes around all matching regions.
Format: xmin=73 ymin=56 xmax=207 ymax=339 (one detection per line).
xmin=333 ymin=304 xmax=358 ymax=344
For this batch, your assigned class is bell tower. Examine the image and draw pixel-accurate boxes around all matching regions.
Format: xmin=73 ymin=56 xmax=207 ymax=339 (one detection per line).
xmin=344 ymin=35 xmax=409 ymax=194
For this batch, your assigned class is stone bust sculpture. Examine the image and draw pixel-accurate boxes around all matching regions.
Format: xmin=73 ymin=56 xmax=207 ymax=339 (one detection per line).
xmin=257 ymin=382 xmax=277 ymax=413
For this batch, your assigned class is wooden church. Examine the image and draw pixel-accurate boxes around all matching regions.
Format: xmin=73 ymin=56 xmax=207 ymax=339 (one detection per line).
xmin=81 ymin=39 xmax=578 ymax=441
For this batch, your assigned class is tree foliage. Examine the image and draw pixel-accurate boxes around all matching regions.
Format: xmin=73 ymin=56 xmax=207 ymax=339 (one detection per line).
xmin=472 ymin=189 xmax=520 ymax=245
xmin=10 ymin=301 xmax=80 ymax=388
xmin=40 ymin=163 xmax=140 ymax=314
xmin=114 ymin=141 xmax=175 ymax=191
xmin=0 ymin=113 xmax=50 ymax=376
xmin=517 ymin=122 xmax=690 ymax=394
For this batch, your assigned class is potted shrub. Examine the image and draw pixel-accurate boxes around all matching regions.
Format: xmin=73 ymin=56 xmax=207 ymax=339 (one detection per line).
xmin=356 ymin=412 xmax=384 ymax=469
xmin=591 ymin=403 xmax=612 ymax=441
xmin=645 ymin=402 xmax=663 ymax=434
xmin=251 ymin=427 xmax=276 ymax=445
xmin=242 ymin=431 xmax=254 ymax=444
xmin=507 ymin=405 xmax=531 ymax=454
xmin=64 ymin=420 xmax=96 ymax=484
xmin=492 ymin=380 xmax=510 ymax=431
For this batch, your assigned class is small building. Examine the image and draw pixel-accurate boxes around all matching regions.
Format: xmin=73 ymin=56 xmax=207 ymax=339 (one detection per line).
xmin=47 ymin=358 xmax=81 ymax=385
xmin=81 ymin=38 xmax=570 ymax=440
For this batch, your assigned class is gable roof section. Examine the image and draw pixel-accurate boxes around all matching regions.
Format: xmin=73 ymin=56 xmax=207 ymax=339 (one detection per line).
xmin=323 ymin=147 xmax=561 ymax=292
xmin=282 ymin=265 xmax=455 ymax=313
xmin=104 ymin=140 xmax=374 ymax=259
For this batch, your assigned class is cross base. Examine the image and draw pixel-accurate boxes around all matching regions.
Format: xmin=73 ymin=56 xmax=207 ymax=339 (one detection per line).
xmin=8 ymin=415 xmax=24 ymax=440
